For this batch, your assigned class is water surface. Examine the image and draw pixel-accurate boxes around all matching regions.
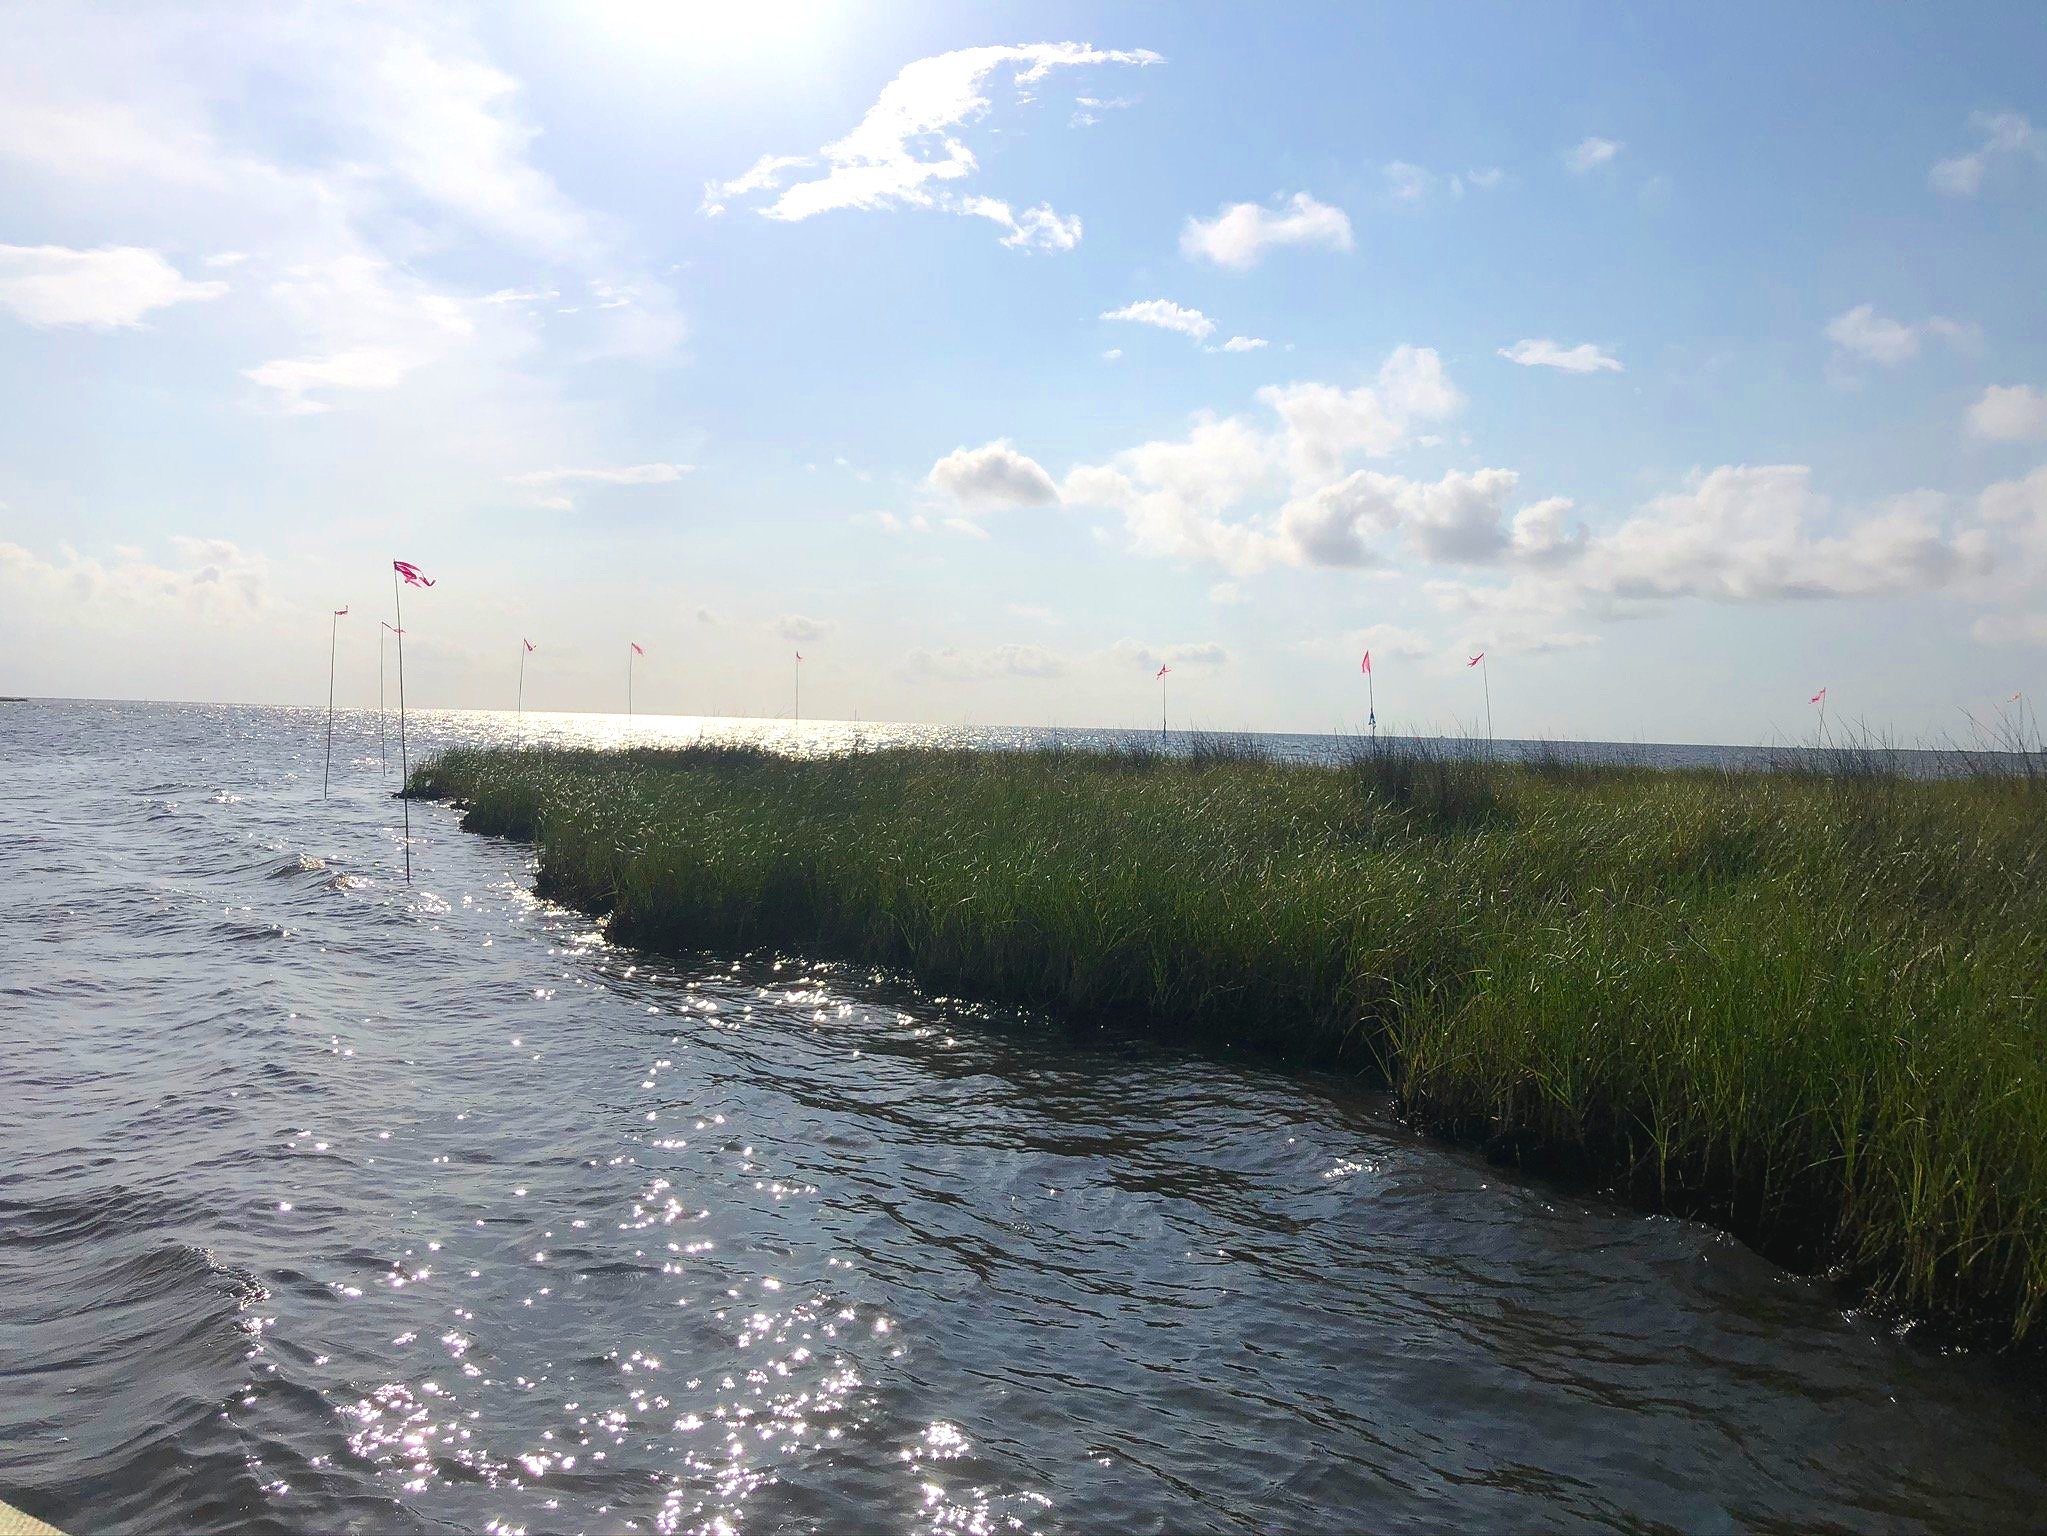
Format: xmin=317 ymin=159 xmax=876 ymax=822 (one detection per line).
xmin=2 ymin=700 xmax=2042 ymax=1534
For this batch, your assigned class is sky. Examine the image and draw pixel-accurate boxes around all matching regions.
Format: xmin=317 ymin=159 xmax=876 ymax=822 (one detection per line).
xmin=2 ymin=0 xmax=2045 ymax=745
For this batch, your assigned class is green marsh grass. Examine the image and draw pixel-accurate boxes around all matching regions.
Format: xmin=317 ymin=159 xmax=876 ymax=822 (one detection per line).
xmin=410 ymin=739 xmax=2047 ymax=1344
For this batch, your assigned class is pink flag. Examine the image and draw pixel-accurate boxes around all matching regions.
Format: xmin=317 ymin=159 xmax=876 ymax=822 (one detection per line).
xmin=1156 ymin=664 xmax=1170 ymax=678
xmin=630 ymin=641 xmax=645 ymax=656
xmin=382 ymin=621 xmax=403 ymax=635
xmin=333 ymin=605 xmax=349 ymax=616
xmin=524 ymin=639 xmax=536 ymax=653
xmin=796 ymin=651 xmax=804 ymax=662
xmin=1811 ymin=687 xmax=1827 ymax=704
xmin=1361 ymin=651 xmax=1372 ymax=675
xmin=1467 ymin=652 xmax=1485 ymax=667
xmin=2012 ymin=692 xmax=2025 ymax=703
xmin=393 ymin=560 xmax=434 ymax=588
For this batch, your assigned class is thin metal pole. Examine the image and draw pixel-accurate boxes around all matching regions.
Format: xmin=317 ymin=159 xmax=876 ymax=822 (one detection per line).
xmin=1367 ymin=667 xmax=1377 ymax=740
xmin=395 ymin=571 xmax=409 ymax=883
xmin=378 ymin=627 xmax=387 ymax=776
xmin=517 ymin=644 xmax=525 ymax=747
xmin=1160 ymin=673 xmax=1167 ymax=742
xmin=1482 ymin=657 xmax=1493 ymax=746
xmin=795 ymin=657 xmax=800 ymax=724
xmin=323 ymin=612 xmax=338 ymax=798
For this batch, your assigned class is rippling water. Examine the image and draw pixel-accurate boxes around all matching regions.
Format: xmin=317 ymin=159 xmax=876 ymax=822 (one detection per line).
xmin=3 ymin=699 xmax=2044 ymax=1535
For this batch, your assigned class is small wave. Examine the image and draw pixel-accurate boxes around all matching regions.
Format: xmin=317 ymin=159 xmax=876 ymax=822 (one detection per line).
xmin=267 ymin=854 xmax=328 ymax=880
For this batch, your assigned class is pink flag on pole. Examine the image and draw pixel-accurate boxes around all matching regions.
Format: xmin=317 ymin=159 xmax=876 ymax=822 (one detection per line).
xmin=1811 ymin=687 xmax=1827 ymax=704
xmin=1361 ymin=651 xmax=1372 ymax=675
xmin=393 ymin=560 xmax=434 ymax=587
xmin=334 ymin=605 xmax=349 ymax=616
xmin=382 ymin=621 xmax=403 ymax=634
xmin=524 ymin=639 xmax=536 ymax=653
xmin=630 ymin=641 xmax=645 ymax=656
xmin=2012 ymin=691 xmax=2025 ymax=702
xmin=1156 ymin=664 xmax=1170 ymax=678
xmin=796 ymin=651 xmax=804 ymax=662
xmin=1467 ymin=652 xmax=1485 ymax=667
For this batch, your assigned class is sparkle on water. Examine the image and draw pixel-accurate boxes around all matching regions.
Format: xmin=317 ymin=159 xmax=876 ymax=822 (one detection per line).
xmin=1 ymin=698 xmax=2044 ymax=1535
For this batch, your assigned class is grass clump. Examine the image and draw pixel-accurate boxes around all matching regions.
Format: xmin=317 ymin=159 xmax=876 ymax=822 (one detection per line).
xmin=409 ymin=740 xmax=2047 ymax=1346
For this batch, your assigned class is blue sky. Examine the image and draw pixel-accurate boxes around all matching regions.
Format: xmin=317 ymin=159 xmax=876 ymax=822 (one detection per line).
xmin=2 ymin=1 xmax=2045 ymax=744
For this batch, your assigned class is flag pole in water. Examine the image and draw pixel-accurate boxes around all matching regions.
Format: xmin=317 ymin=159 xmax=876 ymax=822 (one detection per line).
xmin=517 ymin=638 xmax=534 ymax=747
xmin=324 ymin=605 xmax=348 ymax=798
xmin=1468 ymin=651 xmax=1491 ymax=747
xmin=378 ymin=622 xmax=398 ymax=777
xmin=1156 ymin=663 xmax=1170 ymax=743
xmin=392 ymin=560 xmax=435 ymax=881
xmin=795 ymin=651 xmax=803 ymax=723
xmin=1811 ymin=685 xmax=1828 ymax=747
xmin=1362 ymin=649 xmax=1376 ymax=740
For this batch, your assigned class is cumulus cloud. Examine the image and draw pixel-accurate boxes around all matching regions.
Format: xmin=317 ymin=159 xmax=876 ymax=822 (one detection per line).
xmin=706 ymin=43 xmax=1159 ymax=248
xmin=927 ymin=439 xmax=1061 ymax=510
xmin=1101 ymin=298 xmax=1215 ymax=341
xmin=1108 ymin=638 xmax=1228 ymax=671
xmin=1825 ymin=305 xmax=1978 ymax=370
xmin=1180 ymin=192 xmax=1353 ymax=270
xmin=0 ymin=535 xmax=270 ymax=617
xmin=1215 ymin=335 xmax=1268 ymax=353
xmin=1931 ymin=111 xmax=2039 ymax=197
xmin=1498 ymin=338 xmax=1624 ymax=374
xmin=1566 ymin=136 xmax=1622 ymax=173
xmin=1967 ymin=385 xmax=2047 ymax=442
xmin=1382 ymin=162 xmax=1498 ymax=201
xmin=0 ymin=244 xmax=226 ymax=327
xmin=776 ymin=614 xmax=831 ymax=641
xmin=1577 ymin=467 xmax=1986 ymax=604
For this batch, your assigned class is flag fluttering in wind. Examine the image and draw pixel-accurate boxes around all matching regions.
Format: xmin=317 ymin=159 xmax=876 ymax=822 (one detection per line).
xmin=1467 ymin=652 xmax=1485 ymax=668
xmin=524 ymin=639 xmax=536 ymax=653
xmin=1811 ymin=687 xmax=1827 ymax=705
xmin=334 ymin=605 xmax=349 ymax=617
xmin=631 ymin=641 xmax=645 ymax=656
xmin=2012 ymin=692 xmax=2025 ymax=703
xmin=1362 ymin=651 xmax=1376 ymax=734
xmin=393 ymin=560 xmax=434 ymax=588
xmin=1156 ymin=664 xmax=1170 ymax=678
xmin=796 ymin=651 xmax=804 ymax=662
xmin=1361 ymin=651 xmax=1371 ymax=675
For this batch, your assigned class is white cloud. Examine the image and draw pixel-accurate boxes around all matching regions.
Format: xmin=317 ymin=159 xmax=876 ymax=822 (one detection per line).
xmin=1967 ymin=385 xmax=2047 ymax=442
xmin=1180 ymin=192 xmax=1353 ymax=270
xmin=1577 ymin=467 xmax=1984 ymax=604
xmin=1498 ymin=338 xmax=1623 ymax=373
xmin=711 ymin=43 xmax=1159 ymax=248
xmin=928 ymin=439 xmax=1061 ymax=510
xmin=1101 ymin=347 xmax=1123 ymax=361
xmin=1931 ymin=111 xmax=2039 ymax=197
xmin=1215 ymin=335 xmax=1268 ymax=353
xmin=1825 ymin=304 xmax=1978 ymax=370
xmin=776 ymin=614 xmax=831 ymax=641
xmin=700 ymin=152 xmax=811 ymax=215
xmin=0 ymin=244 xmax=226 ymax=327
xmin=0 ymin=535 xmax=270 ymax=617
xmin=1055 ymin=347 xmax=1467 ymax=574
xmin=504 ymin=462 xmax=692 ymax=509
xmin=1384 ymin=161 xmax=1434 ymax=201
xmin=1208 ymin=581 xmax=1246 ymax=605
xmin=242 ymin=346 xmax=420 ymax=413
xmin=1109 ymin=638 xmax=1228 ymax=672
xmin=1289 ymin=623 xmax=1432 ymax=662
xmin=1101 ymin=298 xmax=1215 ymax=341
xmin=1466 ymin=167 xmax=1505 ymax=190
xmin=505 ymin=463 xmax=692 ymax=486
xmin=1566 ymin=136 xmax=1622 ymax=173
xmin=905 ymin=642 xmax=1072 ymax=679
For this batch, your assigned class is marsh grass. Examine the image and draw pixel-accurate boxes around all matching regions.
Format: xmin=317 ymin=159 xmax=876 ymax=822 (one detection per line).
xmin=410 ymin=740 xmax=2047 ymax=1345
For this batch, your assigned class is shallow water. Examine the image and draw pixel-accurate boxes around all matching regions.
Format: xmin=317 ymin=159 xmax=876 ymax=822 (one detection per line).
xmin=2 ymin=699 xmax=2043 ymax=1534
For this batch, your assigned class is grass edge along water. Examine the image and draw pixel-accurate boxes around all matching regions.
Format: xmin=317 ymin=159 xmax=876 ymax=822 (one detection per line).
xmin=407 ymin=736 xmax=2047 ymax=1347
